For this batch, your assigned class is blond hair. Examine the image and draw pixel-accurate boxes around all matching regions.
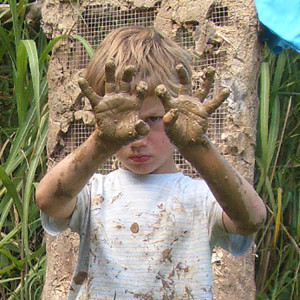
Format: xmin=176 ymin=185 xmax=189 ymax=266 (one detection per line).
xmin=85 ymin=26 xmax=192 ymax=97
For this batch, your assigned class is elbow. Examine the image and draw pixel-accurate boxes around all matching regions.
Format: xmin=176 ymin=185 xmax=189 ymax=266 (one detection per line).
xmin=35 ymin=183 xmax=76 ymax=219
xmin=244 ymin=196 xmax=267 ymax=234
xmin=253 ymin=201 xmax=267 ymax=231
xmin=35 ymin=184 xmax=48 ymax=213
xmin=258 ymin=207 xmax=267 ymax=229
xmin=249 ymin=213 xmax=266 ymax=233
xmin=35 ymin=182 xmax=55 ymax=215
xmin=240 ymin=207 xmax=267 ymax=235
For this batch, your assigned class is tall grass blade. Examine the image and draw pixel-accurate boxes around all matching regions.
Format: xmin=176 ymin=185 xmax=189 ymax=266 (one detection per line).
xmin=259 ymin=62 xmax=270 ymax=172
xmin=0 ymin=165 xmax=22 ymax=217
xmin=271 ymin=51 xmax=286 ymax=98
xmin=9 ymin=0 xmax=21 ymax=47
xmin=71 ymin=34 xmax=94 ymax=58
xmin=15 ymin=41 xmax=28 ymax=126
xmin=22 ymin=114 xmax=48 ymax=265
xmin=272 ymin=188 xmax=282 ymax=248
xmin=0 ymin=198 xmax=14 ymax=233
xmin=3 ymin=105 xmax=36 ymax=172
xmin=22 ymin=40 xmax=41 ymax=123
xmin=266 ymin=96 xmax=280 ymax=172
xmin=0 ymin=225 xmax=21 ymax=248
xmin=39 ymin=34 xmax=67 ymax=67
xmin=0 ymin=27 xmax=16 ymax=64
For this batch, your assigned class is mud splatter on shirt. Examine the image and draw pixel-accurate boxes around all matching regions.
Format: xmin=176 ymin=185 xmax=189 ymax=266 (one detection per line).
xmin=41 ymin=169 xmax=253 ymax=299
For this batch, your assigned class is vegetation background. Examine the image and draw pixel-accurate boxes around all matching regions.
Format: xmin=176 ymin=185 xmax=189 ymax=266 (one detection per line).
xmin=0 ymin=1 xmax=299 ymax=299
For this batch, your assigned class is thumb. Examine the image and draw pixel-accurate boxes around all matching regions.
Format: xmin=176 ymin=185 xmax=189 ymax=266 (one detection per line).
xmin=203 ymin=88 xmax=230 ymax=115
xmin=78 ymin=78 xmax=101 ymax=108
xmin=163 ymin=109 xmax=179 ymax=126
xmin=134 ymin=120 xmax=150 ymax=137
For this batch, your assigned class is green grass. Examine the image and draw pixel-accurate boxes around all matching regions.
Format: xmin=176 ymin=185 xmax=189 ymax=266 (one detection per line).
xmin=0 ymin=2 xmax=94 ymax=298
xmin=0 ymin=1 xmax=56 ymax=298
xmin=255 ymin=47 xmax=299 ymax=300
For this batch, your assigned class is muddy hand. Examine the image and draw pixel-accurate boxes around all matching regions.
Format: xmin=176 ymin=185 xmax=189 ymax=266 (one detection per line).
xmin=78 ymin=61 xmax=149 ymax=145
xmin=155 ymin=64 xmax=230 ymax=148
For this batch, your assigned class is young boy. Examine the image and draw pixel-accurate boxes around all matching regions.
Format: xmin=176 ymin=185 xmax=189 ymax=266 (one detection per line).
xmin=36 ymin=26 xmax=266 ymax=299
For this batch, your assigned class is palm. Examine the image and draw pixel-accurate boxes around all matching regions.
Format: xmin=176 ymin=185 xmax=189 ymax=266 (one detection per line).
xmin=156 ymin=65 xmax=230 ymax=147
xmin=78 ymin=62 xmax=149 ymax=145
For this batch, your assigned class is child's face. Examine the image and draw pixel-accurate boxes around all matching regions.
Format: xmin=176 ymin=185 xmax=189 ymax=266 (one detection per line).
xmin=115 ymin=95 xmax=178 ymax=174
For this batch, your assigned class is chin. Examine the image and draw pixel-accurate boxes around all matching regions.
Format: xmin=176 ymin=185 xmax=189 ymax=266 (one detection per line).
xmin=127 ymin=168 xmax=154 ymax=175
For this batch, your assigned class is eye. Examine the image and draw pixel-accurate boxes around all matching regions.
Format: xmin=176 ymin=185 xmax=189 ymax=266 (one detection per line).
xmin=148 ymin=116 xmax=162 ymax=122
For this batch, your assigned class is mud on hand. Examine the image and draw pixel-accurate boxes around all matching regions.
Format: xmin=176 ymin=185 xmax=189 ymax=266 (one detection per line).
xmin=155 ymin=64 xmax=230 ymax=148
xmin=78 ymin=61 xmax=150 ymax=145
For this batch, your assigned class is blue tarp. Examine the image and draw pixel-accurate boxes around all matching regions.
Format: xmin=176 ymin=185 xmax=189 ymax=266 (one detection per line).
xmin=255 ymin=0 xmax=300 ymax=53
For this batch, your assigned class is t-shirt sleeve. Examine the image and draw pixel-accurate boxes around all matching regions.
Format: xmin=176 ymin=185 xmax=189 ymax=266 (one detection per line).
xmin=206 ymin=189 xmax=254 ymax=257
xmin=40 ymin=184 xmax=91 ymax=236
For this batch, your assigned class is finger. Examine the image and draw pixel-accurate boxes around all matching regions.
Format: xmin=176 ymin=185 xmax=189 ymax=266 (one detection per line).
xmin=163 ymin=109 xmax=179 ymax=126
xmin=203 ymin=87 xmax=230 ymax=115
xmin=195 ymin=67 xmax=215 ymax=102
xmin=134 ymin=119 xmax=150 ymax=137
xmin=176 ymin=64 xmax=189 ymax=85
xmin=105 ymin=60 xmax=116 ymax=94
xmin=120 ymin=65 xmax=136 ymax=93
xmin=136 ymin=81 xmax=148 ymax=100
xmin=78 ymin=78 xmax=101 ymax=107
xmin=155 ymin=84 xmax=172 ymax=107
xmin=115 ymin=119 xmax=149 ymax=143
xmin=176 ymin=64 xmax=191 ymax=95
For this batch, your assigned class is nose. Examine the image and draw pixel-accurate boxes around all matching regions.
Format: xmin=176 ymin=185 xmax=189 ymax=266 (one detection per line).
xmin=130 ymin=135 xmax=148 ymax=149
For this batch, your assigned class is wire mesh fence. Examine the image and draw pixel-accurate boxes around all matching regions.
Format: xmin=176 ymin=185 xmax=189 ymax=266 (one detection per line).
xmin=58 ymin=1 xmax=233 ymax=178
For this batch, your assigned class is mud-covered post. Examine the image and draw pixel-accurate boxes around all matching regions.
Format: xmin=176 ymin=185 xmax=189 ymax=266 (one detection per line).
xmin=40 ymin=0 xmax=262 ymax=299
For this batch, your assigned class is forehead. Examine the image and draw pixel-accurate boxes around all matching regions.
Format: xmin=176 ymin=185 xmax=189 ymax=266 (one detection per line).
xmin=139 ymin=95 xmax=166 ymax=118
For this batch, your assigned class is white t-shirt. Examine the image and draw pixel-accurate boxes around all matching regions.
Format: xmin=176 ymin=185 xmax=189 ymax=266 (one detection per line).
xmin=42 ymin=168 xmax=253 ymax=300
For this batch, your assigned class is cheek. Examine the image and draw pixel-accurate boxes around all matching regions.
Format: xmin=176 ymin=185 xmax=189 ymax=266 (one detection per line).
xmin=154 ymin=131 xmax=174 ymax=149
xmin=114 ymin=146 xmax=127 ymax=160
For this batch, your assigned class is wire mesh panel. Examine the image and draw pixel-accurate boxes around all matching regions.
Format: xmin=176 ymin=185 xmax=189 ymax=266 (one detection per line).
xmin=207 ymin=1 xmax=230 ymax=26
xmin=63 ymin=1 xmax=231 ymax=178
xmin=68 ymin=4 xmax=160 ymax=71
xmin=175 ymin=23 xmax=228 ymax=145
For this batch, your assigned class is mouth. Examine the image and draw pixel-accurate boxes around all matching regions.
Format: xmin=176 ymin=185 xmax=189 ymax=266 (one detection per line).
xmin=129 ymin=155 xmax=151 ymax=163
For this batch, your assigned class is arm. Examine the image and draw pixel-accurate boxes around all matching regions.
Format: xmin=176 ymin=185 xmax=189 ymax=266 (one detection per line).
xmin=35 ymin=130 xmax=119 ymax=219
xmin=157 ymin=65 xmax=266 ymax=235
xmin=179 ymin=138 xmax=266 ymax=235
xmin=35 ymin=62 xmax=149 ymax=219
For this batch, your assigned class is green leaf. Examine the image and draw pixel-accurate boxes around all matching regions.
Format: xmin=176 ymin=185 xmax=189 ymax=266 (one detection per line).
xmin=0 ymin=198 xmax=14 ymax=233
xmin=259 ymin=62 xmax=270 ymax=172
xmin=15 ymin=41 xmax=28 ymax=126
xmin=0 ymin=26 xmax=15 ymax=64
xmin=22 ymin=40 xmax=41 ymax=123
xmin=4 ymin=104 xmax=36 ymax=172
xmin=0 ymin=249 xmax=23 ymax=269
xmin=39 ymin=34 xmax=67 ymax=67
xmin=0 ymin=165 xmax=22 ymax=217
xmin=71 ymin=34 xmax=94 ymax=58
xmin=0 ymin=224 xmax=22 ymax=248
xmin=266 ymin=96 xmax=280 ymax=171
xmin=271 ymin=52 xmax=286 ymax=99
xmin=22 ymin=115 xmax=48 ymax=265
xmin=9 ymin=0 xmax=21 ymax=47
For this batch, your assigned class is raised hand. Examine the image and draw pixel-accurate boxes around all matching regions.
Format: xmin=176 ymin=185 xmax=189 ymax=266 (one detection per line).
xmin=78 ymin=61 xmax=150 ymax=145
xmin=155 ymin=65 xmax=230 ymax=148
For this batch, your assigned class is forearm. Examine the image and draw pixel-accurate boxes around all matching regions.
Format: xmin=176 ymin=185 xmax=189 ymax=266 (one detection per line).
xmin=179 ymin=136 xmax=266 ymax=234
xmin=35 ymin=130 xmax=119 ymax=218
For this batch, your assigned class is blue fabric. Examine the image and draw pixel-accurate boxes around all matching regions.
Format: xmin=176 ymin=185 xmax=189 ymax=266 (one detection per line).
xmin=255 ymin=0 xmax=300 ymax=53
